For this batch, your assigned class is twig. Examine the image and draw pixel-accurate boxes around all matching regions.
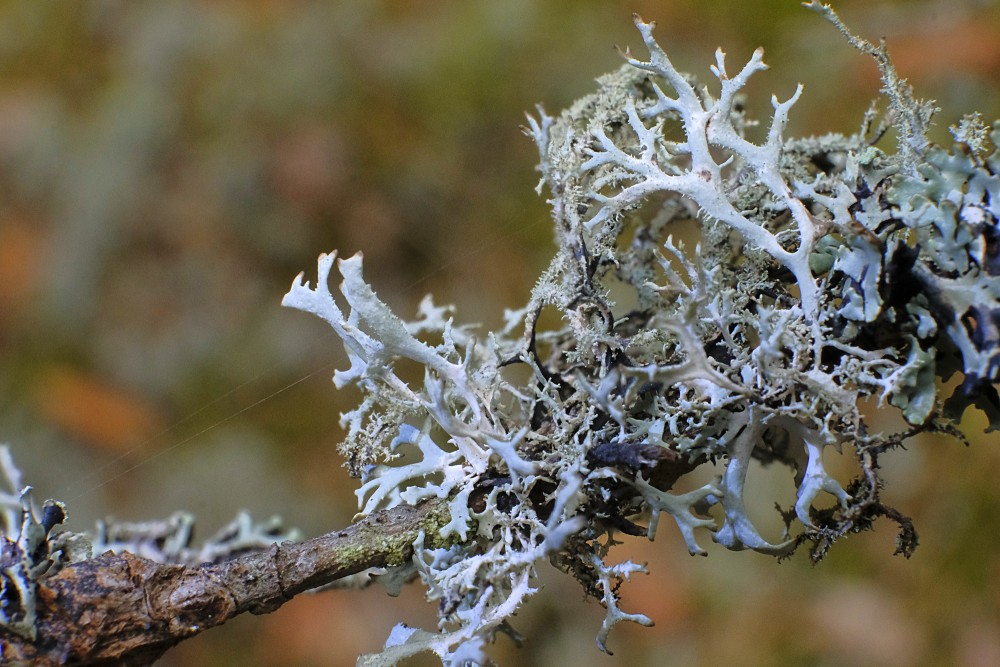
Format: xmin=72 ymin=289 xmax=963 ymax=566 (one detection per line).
xmin=0 ymin=498 xmax=453 ymax=666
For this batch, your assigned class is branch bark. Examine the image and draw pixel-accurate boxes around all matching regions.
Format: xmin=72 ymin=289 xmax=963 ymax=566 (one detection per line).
xmin=0 ymin=498 xmax=453 ymax=666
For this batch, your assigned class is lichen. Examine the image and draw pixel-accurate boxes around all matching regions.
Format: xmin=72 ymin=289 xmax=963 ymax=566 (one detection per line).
xmin=282 ymin=10 xmax=999 ymax=664
xmin=2 ymin=6 xmax=996 ymax=664
xmin=0 ymin=445 xmax=91 ymax=639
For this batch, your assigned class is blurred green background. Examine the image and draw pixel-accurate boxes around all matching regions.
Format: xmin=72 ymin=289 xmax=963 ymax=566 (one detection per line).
xmin=1 ymin=1 xmax=998 ymax=665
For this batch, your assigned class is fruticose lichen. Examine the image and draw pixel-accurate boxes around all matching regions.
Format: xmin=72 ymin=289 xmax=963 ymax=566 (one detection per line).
xmin=282 ymin=8 xmax=999 ymax=664
xmin=2 ymin=5 xmax=998 ymax=664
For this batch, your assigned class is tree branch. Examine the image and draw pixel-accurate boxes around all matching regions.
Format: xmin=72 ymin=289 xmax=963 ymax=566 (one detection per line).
xmin=0 ymin=498 xmax=453 ymax=666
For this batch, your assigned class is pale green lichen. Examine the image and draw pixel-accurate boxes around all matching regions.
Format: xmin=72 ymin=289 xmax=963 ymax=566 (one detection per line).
xmin=282 ymin=10 xmax=999 ymax=664
xmin=3 ymin=6 xmax=998 ymax=665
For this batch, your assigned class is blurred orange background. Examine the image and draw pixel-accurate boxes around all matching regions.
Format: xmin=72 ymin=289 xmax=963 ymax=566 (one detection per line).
xmin=1 ymin=1 xmax=999 ymax=665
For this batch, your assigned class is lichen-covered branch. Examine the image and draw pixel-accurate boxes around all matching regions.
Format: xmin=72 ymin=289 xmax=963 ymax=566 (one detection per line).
xmin=3 ymin=6 xmax=999 ymax=666
xmin=0 ymin=488 xmax=453 ymax=666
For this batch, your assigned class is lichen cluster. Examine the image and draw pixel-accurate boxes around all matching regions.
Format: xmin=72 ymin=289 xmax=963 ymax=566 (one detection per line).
xmin=282 ymin=9 xmax=999 ymax=664
xmin=2 ymin=5 xmax=998 ymax=665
